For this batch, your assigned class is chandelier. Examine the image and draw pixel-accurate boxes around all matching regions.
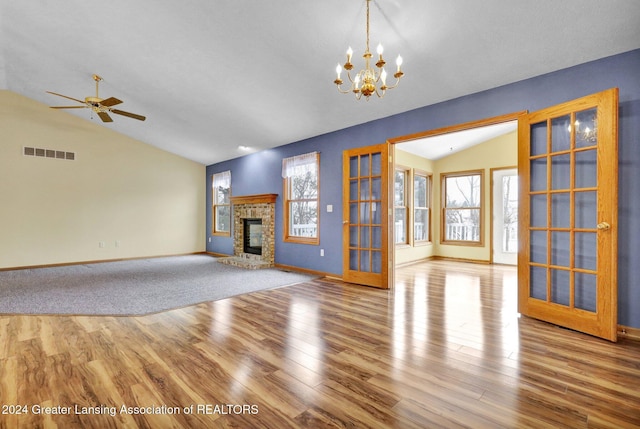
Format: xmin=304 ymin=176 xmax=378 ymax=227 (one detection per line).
xmin=334 ymin=0 xmax=404 ymax=100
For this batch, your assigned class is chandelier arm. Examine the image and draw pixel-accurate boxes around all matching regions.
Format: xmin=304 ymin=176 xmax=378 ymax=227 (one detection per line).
xmin=383 ymin=75 xmax=403 ymax=90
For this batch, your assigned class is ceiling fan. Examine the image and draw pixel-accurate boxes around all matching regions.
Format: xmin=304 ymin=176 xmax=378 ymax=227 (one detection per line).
xmin=47 ymin=74 xmax=146 ymax=122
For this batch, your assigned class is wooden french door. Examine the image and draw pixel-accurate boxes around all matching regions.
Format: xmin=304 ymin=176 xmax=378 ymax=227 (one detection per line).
xmin=343 ymin=143 xmax=391 ymax=288
xmin=518 ymin=88 xmax=619 ymax=341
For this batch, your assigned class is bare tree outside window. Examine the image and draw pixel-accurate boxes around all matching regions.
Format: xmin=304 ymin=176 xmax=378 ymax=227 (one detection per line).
xmin=502 ymin=175 xmax=518 ymax=252
xmin=212 ymin=171 xmax=231 ymax=235
xmin=394 ymin=169 xmax=408 ymax=244
xmin=442 ymin=171 xmax=483 ymax=243
xmin=283 ymin=152 xmax=319 ymax=244
xmin=413 ymin=172 xmax=431 ymax=242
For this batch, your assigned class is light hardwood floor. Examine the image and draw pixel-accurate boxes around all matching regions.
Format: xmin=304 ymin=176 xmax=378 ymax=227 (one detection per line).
xmin=1 ymin=260 xmax=639 ymax=428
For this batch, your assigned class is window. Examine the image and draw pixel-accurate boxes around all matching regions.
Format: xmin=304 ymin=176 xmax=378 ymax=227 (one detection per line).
xmin=282 ymin=152 xmax=319 ymax=244
xmin=394 ymin=168 xmax=409 ymax=245
xmin=413 ymin=171 xmax=431 ymax=243
xmin=212 ymin=170 xmax=231 ymax=236
xmin=441 ymin=170 xmax=483 ymax=245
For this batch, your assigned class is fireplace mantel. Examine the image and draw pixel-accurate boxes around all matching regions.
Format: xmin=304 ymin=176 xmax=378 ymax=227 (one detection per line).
xmin=230 ymin=194 xmax=277 ymax=205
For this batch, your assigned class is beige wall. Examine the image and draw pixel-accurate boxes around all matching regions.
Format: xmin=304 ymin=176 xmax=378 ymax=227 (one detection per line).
xmin=395 ymin=130 xmax=517 ymax=264
xmin=434 ymin=131 xmax=517 ymax=261
xmin=0 ymin=91 xmax=205 ymax=269
xmin=394 ymin=149 xmax=435 ymax=265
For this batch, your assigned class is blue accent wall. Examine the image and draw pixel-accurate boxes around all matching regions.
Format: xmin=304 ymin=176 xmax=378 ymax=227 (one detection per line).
xmin=207 ymin=49 xmax=640 ymax=328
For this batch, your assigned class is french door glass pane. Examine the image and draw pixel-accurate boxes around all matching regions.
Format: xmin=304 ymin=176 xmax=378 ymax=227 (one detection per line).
xmin=350 ymin=156 xmax=358 ymax=178
xmin=360 ymin=178 xmax=370 ymax=200
xmin=551 ymin=269 xmax=571 ymax=306
xmin=372 ymin=202 xmax=381 ymax=224
xmin=372 ymin=226 xmax=382 ymax=249
xmin=575 ymin=191 xmax=597 ymax=229
xmin=360 ymin=154 xmax=370 ymax=176
xmin=530 ymin=194 xmax=547 ymax=227
xmin=349 ymin=226 xmax=358 ymax=247
xmin=530 ymin=158 xmax=547 ymax=191
xmin=350 ymin=180 xmax=358 ymax=200
xmin=350 ymin=249 xmax=358 ymax=270
xmin=371 ymin=153 xmax=382 ymax=175
xmin=530 ymin=231 xmax=547 ymax=264
xmin=360 ymin=226 xmax=370 ymax=248
xmin=530 ymin=122 xmax=548 ymax=156
xmin=530 ymin=266 xmax=547 ymax=300
xmin=551 ymin=154 xmax=571 ymax=190
xmin=575 ymin=150 xmax=597 ymax=188
xmin=360 ymin=250 xmax=370 ymax=272
xmin=551 ymin=115 xmax=571 ymax=152
xmin=575 ymin=272 xmax=597 ymax=312
xmin=372 ymin=177 xmax=381 ymax=200
xmin=551 ymin=232 xmax=570 ymax=267
xmin=575 ymin=232 xmax=597 ymax=270
xmin=372 ymin=251 xmax=382 ymax=273
xmin=575 ymin=108 xmax=598 ymax=148
xmin=551 ymin=193 xmax=570 ymax=228
xmin=360 ymin=202 xmax=370 ymax=223
xmin=350 ymin=203 xmax=358 ymax=224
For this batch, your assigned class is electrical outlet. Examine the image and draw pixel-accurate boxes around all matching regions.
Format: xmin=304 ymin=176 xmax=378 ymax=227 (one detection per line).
xmin=99 ymin=241 xmax=105 ymax=248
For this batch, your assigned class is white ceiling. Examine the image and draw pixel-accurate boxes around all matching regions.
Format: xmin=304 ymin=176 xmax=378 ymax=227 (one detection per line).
xmin=397 ymin=121 xmax=518 ymax=160
xmin=1 ymin=1 xmax=639 ymax=165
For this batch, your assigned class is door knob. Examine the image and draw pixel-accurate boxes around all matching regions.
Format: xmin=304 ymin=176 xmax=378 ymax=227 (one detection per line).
xmin=597 ymin=222 xmax=611 ymax=230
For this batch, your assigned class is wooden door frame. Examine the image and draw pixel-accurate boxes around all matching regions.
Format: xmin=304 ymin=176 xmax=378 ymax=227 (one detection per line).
xmin=388 ymin=111 xmax=527 ymax=269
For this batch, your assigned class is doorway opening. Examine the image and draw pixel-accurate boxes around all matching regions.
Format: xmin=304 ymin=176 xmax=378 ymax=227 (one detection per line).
xmin=389 ymin=112 xmax=523 ymax=267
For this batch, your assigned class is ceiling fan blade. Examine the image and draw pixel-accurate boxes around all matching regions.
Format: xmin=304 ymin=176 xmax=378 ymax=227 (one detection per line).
xmin=50 ymin=106 xmax=87 ymax=109
xmin=46 ymin=91 xmax=85 ymax=105
xmin=97 ymin=112 xmax=113 ymax=122
xmin=111 ymin=109 xmax=146 ymax=121
xmin=100 ymin=97 xmax=123 ymax=107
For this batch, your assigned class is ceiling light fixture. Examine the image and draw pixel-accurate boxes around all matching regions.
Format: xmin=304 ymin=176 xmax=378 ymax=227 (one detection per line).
xmin=334 ymin=0 xmax=404 ymax=100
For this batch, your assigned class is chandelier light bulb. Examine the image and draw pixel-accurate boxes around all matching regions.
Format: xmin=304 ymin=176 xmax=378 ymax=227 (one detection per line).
xmin=336 ymin=64 xmax=342 ymax=79
xmin=377 ymin=43 xmax=384 ymax=55
xmin=396 ymin=55 xmax=403 ymax=70
xmin=381 ymin=68 xmax=387 ymax=86
xmin=347 ymin=47 xmax=353 ymax=62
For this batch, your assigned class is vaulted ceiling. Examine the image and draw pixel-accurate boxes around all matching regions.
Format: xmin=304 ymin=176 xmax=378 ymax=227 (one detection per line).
xmin=1 ymin=1 xmax=639 ymax=165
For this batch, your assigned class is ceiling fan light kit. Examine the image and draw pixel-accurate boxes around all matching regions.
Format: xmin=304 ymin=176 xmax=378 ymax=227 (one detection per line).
xmin=47 ymin=74 xmax=146 ymax=122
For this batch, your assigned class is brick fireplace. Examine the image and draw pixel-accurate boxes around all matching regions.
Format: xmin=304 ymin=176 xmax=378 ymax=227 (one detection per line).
xmin=218 ymin=193 xmax=277 ymax=269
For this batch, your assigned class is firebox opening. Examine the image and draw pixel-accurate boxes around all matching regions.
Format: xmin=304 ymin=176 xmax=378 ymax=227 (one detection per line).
xmin=243 ymin=218 xmax=263 ymax=255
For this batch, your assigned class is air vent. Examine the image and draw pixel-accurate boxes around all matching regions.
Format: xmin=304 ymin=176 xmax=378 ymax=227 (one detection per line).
xmin=23 ymin=147 xmax=76 ymax=161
